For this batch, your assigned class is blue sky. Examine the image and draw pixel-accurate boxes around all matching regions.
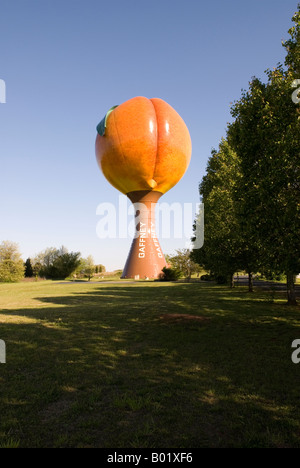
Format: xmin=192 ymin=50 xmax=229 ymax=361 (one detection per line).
xmin=0 ymin=0 xmax=298 ymax=271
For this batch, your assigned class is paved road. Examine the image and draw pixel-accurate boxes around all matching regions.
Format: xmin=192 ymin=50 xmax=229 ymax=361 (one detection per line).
xmin=58 ymin=277 xmax=300 ymax=295
xmin=57 ymin=280 xmax=137 ymax=285
xmin=234 ymin=276 xmax=300 ymax=292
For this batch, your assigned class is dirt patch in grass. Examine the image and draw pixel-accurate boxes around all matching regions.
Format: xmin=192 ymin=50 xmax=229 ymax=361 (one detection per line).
xmin=40 ymin=399 xmax=73 ymax=423
xmin=159 ymin=313 xmax=210 ymax=323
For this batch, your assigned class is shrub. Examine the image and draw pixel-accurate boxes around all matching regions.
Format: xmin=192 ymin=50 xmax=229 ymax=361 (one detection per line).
xmin=200 ymin=274 xmax=214 ymax=281
xmin=158 ymin=267 xmax=182 ymax=282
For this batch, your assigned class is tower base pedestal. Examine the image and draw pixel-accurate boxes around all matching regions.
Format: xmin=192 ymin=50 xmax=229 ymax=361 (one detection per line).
xmin=121 ymin=190 xmax=167 ymax=279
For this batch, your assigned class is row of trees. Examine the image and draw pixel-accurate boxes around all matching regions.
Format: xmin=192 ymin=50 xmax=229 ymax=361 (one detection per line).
xmin=192 ymin=6 xmax=300 ymax=305
xmin=0 ymin=241 xmax=105 ymax=282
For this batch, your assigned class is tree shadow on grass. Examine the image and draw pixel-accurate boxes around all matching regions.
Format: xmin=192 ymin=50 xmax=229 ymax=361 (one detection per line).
xmin=1 ymin=283 xmax=300 ymax=448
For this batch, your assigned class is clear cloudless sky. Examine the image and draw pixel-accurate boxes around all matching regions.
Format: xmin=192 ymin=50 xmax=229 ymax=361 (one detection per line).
xmin=0 ymin=0 xmax=298 ymax=271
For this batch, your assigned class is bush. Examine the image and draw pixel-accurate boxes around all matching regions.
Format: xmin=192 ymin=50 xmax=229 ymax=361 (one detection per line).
xmin=261 ymin=271 xmax=286 ymax=282
xmin=200 ymin=274 xmax=214 ymax=281
xmin=33 ymin=247 xmax=81 ymax=280
xmin=158 ymin=267 xmax=182 ymax=282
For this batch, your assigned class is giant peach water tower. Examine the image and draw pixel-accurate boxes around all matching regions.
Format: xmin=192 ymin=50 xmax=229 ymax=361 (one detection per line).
xmin=95 ymin=96 xmax=192 ymax=279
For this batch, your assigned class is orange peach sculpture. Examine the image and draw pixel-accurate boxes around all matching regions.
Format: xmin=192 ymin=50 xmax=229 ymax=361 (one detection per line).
xmin=95 ymin=96 xmax=192 ymax=279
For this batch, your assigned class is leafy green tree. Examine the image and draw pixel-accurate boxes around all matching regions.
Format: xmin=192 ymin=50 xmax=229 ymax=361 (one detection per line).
xmin=192 ymin=140 xmax=245 ymax=287
xmin=50 ymin=252 xmax=81 ymax=279
xmin=33 ymin=247 xmax=59 ymax=275
xmin=24 ymin=258 xmax=34 ymax=278
xmin=98 ymin=264 xmax=106 ymax=273
xmin=167 ymin=248 xmax=201 ymax=281
xmin=284 ymin=6 xmax=300 ymax=73
xmin=78 ymin=256 xmax=95 ymax=281
xmin=33 ymin=246 xmax=81 ymax=280
xmin=0 ymin=241 xmax=25 ymax=282
xmin=32 ymin=261 xmax=42 ymax=279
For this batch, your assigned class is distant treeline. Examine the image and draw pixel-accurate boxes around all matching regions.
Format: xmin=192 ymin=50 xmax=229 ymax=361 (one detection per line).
xmin=0 ymin=241 xmax=105 ymax=282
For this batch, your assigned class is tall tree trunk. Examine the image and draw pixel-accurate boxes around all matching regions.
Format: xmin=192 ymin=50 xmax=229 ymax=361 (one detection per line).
xmin=287 ymin=272 xmax=297 ymax=306
xmin=248 ymin=271 xmax=253 ymax=293
xmin=229 ymin=273 xmax=234 ymax=288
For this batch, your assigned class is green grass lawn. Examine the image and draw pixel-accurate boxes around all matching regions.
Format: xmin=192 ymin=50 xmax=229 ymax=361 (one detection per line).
xmin=0 ymin=280 xmax=300 ymax=448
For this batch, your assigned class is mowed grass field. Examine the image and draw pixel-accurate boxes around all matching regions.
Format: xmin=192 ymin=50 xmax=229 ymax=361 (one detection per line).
xmin=0 ymin=280 xmax=300 ymax=448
